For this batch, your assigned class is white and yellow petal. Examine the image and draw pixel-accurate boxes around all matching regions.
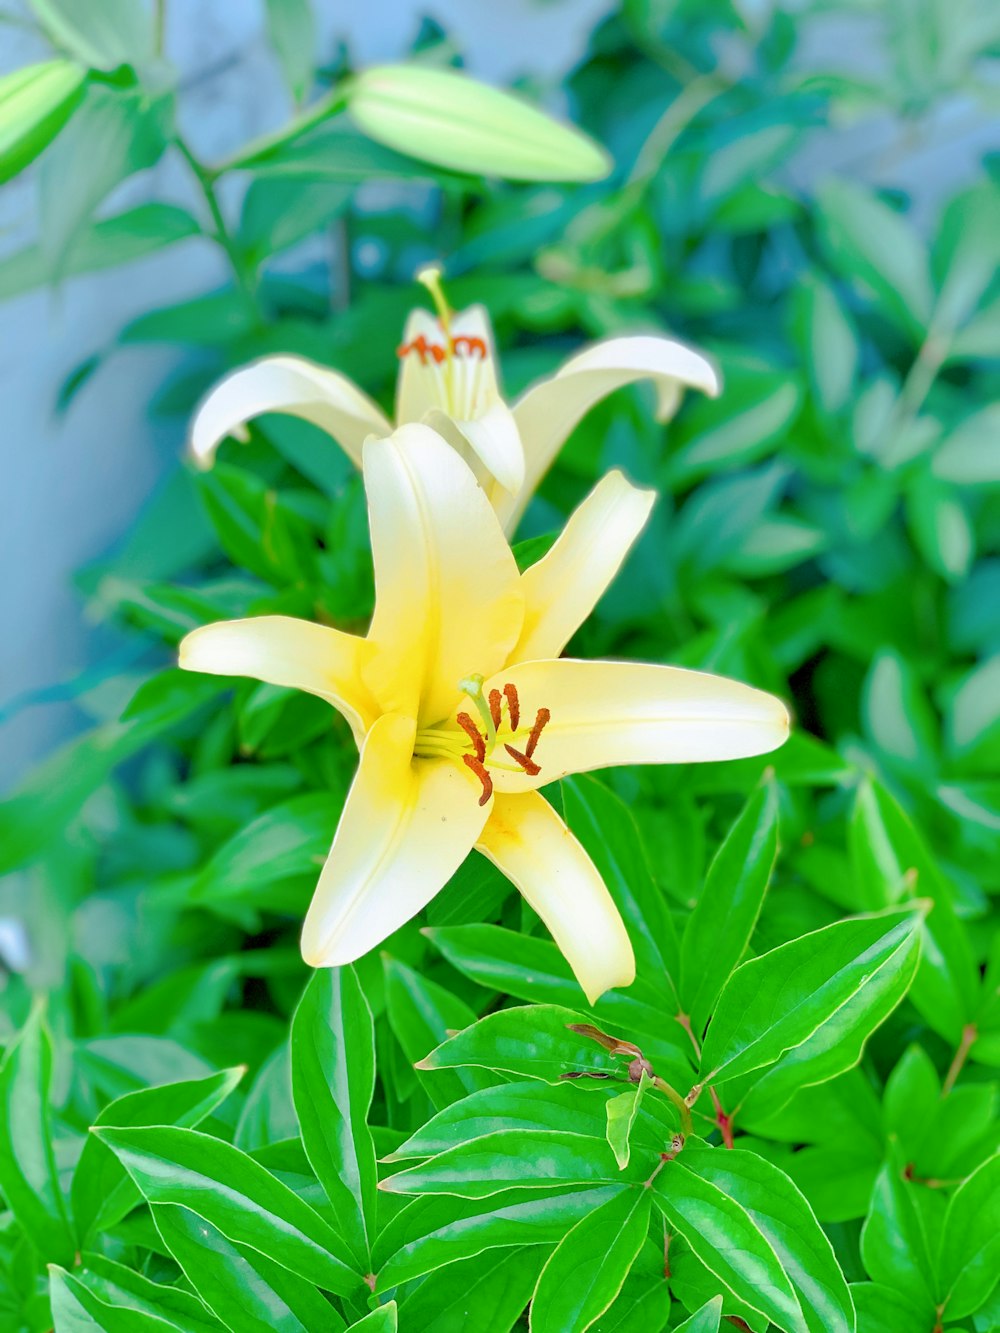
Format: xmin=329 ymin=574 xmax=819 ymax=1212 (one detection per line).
xmin=301 ymin=713 xmax=489 ymax=967
xmin=511 ymin=470 xmax=655 ymax=663
xmin=426 ymin=400 xmax=525 ymax=502
xmin=363 ymin=423 xmax=524 ymax=726
xmin=189 ymin=355 xmax=392 ymax=469
xmin=178 ymin=615 xmax=378 ymax=743
xmin=504 ymin=334 xmax=719 ymax=531
xmin=476 ymin=790 xmax=635 ymax=1004
xmin=483 ymin=658 xmax=790 ymax=793
xmin=396 ymin=304 xmax=502 ymax=424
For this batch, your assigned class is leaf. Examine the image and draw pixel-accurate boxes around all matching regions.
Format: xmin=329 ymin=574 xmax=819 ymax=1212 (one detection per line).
xmin=29 ymin=0 xmax=154 ymax=70
xmin=604 ymin=1072 xmax=653 ymax=1171
xmin=0 ymin=1003 xmax=76 ymax=1265
xmin=264 ymin=0 xmax=316 ymax=104
xmin=373 ymin=1186 xmax=624 ymax=1290
xmin=291 ymin=967 xmax=378 ymax=1270
xmin=380 ymin=1129 xmax=633 ymax=1199
xmin=937 ymin=1154 xmax=1000 ymax=1319
xmin=239 ymin=176 xmax=349 ymax=264
xmin=849 ymin=779 xmax=979 ymax=1043
xmin=38 ymin=82 xmax=170 ymax=276
xmin=849 ymin=1282 xmax=930 ymax=1332
xmin=699 ymin=907 xmax=923 ymax=1089
xmin=152 ymin=1203 xmax=345 ymax=1333
xmin=51 ymin=1255 xmax=224 ymax=1333
xmin=529 ymin=1188 xmax=651 ymax=1332
xmin=49 ymin=1267 xmax=179 ymax=1332
xmin=680 ymin=782 xmax=779 ymax=1033
xmin=797 ymin=276 xmax=858 ymax=415
xmin=94 ymin=1125 xmax=361 ymax=1295
xmin=418 ymin=1004 xmax=624 ymax=1084
xmin=348 ymin=1305 xmax=397 ymax=1330
xmin=397 ymin=1248 xmax=540 ymax=1332
xmin=818 ymin=179 xmax=933 ymax=335
xmin=933 ymin=405 xmax=1000 ymax=485
xmin=860 ymin=1159 xmax=937 ymax=1316
xmin=0 ymin=60 xmax=85 ymax=185
xmin=383 ymin=956 xmax=495 ymax=1109
xmin=72 ymin=1066 xmax=245 ymax=1241
xmin=0 ymin=203 xmax=200 ymax=301
xmin=654 ymin=1145 xmax=854 ymax=1333
xmin=673 ymin=1298 xmax=724 ymax=1332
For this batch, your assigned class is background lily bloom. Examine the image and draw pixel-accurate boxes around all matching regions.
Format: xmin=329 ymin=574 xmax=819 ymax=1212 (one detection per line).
xmin=188 ymin=279 xmax=719 ymax=535
xmin=179 ymin=426 xmax=787 ymax=1003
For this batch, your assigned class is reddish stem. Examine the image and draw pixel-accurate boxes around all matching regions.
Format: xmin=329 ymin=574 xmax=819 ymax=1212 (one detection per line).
xmin=942 ymin=1023 xmax=977 ymax=1096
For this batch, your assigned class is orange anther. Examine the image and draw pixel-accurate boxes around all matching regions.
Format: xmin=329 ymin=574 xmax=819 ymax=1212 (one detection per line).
xmin=453 ymin=335 xmax=487 ymax=358
xmin=525 ymin=707 xmax=551 ymax=761
xmin=488 ymin=688 xmax=503 ymax=731
xmin=462 ymin=753 xmax=494 ymax=806
xmin=503 ymin=683 xmax=520 ymax=732
xmin=504 ymin=743 xmax=541 ymax=777
xmin=456 ymin=711 xmax=485 ymax=763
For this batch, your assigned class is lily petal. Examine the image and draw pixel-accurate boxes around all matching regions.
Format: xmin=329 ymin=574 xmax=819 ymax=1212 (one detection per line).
xmin=512 ymin=470 xmax=655 ymax=662
xmin=302 ymin=713 xmax=489 ymax=967
xmin=363 ymin=423 xmax=524 ymax=726
xmin=483 ymin=658 xmax=790 ymax=793
xmin=504 ymin=335 xmax=719 ymax=531
xmin=396 ymin=305 xmax=501 ymax=424
xmin=426 ymin=400 xmax=526 ymax=499
xmin=477 ymin=790 xmax=635 ymax=1004
xmin=179 ymin=615 xmax=377 ymax=743
xmin=190 ymin=355 xmax=392 ymax=468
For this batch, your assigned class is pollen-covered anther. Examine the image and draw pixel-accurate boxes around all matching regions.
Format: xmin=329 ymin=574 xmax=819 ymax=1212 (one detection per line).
xmin=452 ymin=334 xmax=487 ymax=358
xmin=503 ymin=682 xmax=520 ymax=732
xmin=503 ymin=743 xmax=541 ymax=777
xmin=488 ymin=688 xmax=503 ymax=731
xmin=462 ymin=753 xmax=494 ymax=806
xmin=455 ymin=710 xmax=486 ymax=763
xmin=396 ymin=333 xmax=447 ymax=365
xmin=525 ymin=706 xmax=551 ymax=761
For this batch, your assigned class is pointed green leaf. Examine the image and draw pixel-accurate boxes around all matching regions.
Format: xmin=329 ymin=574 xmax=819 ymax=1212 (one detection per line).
xmin=860 ymin=1159 xmax=937 ymax=1314
xmin=605 ymin=1072 xmax=654 ymax=1171
xmin=937 ymin=1155 xmax=1000 ymax=1318
xmin=673 ymin=1297 xmax=724 ymax=1332
xmin=94 ymin=1125 xmax=361 ymax=1295
xmin=51 ymin=1255 xmax=223 ymax=1333
xmin=291 ymin=967 xmax=377 ymax=1269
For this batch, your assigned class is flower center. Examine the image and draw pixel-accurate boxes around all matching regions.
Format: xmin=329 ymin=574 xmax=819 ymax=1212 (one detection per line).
xmin=395 ymin=265 xmax=488 ymax=416
xmin=413 ymin=676 xmax=551 ymax=806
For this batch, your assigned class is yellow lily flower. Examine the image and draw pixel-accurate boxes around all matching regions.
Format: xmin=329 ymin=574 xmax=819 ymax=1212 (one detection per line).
xmin=179 ymin=426 xmax=788 ymax=1003
xmin=189 ymin=269 xmax=719 ymax=535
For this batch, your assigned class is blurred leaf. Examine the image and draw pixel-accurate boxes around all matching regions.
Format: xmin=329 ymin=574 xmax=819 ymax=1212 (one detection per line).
xmin=932 ymin=405 xmax=1000 ymax=484
xmin=265 ymin=0 xmax=316 ymax=105
xmin=29 ymin=0 xmax=154 ymax=71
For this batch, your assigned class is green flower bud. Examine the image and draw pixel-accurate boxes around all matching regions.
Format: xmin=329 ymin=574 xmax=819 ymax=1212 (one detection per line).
xmin=0 ymin=61 xmax=86 ymax=185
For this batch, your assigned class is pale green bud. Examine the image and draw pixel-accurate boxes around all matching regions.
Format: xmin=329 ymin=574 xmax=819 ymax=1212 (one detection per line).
xmin=347 ymin=64 xmax=611 ymax=183
xmin=0 ymin=61 xmax=86 ymax=185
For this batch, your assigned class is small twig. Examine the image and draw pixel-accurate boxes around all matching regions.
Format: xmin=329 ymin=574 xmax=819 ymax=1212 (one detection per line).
xmin=174 ymin=135 xmax=259 ymax=319
xmin=942 ymin=1023 xmax=977 ymax=1096
xmin=653 ymin=1076 xmax=693 ymax=1137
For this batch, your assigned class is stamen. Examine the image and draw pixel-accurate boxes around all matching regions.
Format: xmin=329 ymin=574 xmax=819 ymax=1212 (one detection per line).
xmin=459 ymin=674 xmax=496 ymax=749
xmin=503 ymin=683 xmax=520 ymax=732
xmin=504 ymin=743 xmax=541 ymax=777
xmin=462 ymin=753 xmax=494 ymax=806
xmin=488 ymin=688 xmax=503 ymax=732
xmin=525 ymin=707 xmax=551 ymax=761
xmin=396 ymin=334 xmax=447 ymax=364
xmin=453 ymin=334 xmax=487 ymax=359
xmin=455 ymin=711 xmax=486 ymax=763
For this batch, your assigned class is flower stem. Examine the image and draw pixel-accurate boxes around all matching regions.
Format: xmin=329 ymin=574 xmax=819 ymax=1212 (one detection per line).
xmin=174 ymin=135 xmax=259 ymax=321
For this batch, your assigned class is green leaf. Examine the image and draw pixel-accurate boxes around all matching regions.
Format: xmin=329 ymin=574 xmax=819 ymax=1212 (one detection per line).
xmin=680 ymin=782 xmax=779 ymax=1033
xmin=348 ymin=1304 xmax=397 ymax=1330
xmin=239 ymin=176 xmax=349 ymax=264
xmin=818 ymin=179 xmax=933 ymax=335
xmin=291 ymin=967 xmax=377 ymax=1270
xmin=861 ymin=651 xmax=939 ymax=772
xmin=38 ymin=82 xmax=170 ymax=275
xmin=849 ymin=1282 xmax=930 ymax=1333
xmin=849 ymin=779 xmax=979 ymax=1043
xmin=373 ymin=1186 xmax=624 ymax=1289
xmin=419 ymin=1004 xmax=623 ymax=1085
xmin=530 ymin=1187 xmax=651 ymax=1332
xmin=673 ymin=1298 xmax=724 ymax=1332
xmin=94 ymin=1125 xmax=361 ymax=1295
xmin=699 ymin=907 xmax=923 ymax=1089
xmin=29 ymin=0 xmax=154 ymax=70
xmin=937 ymin=1155 xmax=1000 ymax=1319
xmin=0 ymin=1003 xmax=76 ymax=1265
xmin=933 ymin=405 xmax=1000 ymax=485
xmin=654 ymin=1145 xmax=854 ymax=1333
xmin=49 ymin=1267 xmax=179 ymax=1332
xmin=380 ymin=1129 xmax=632 ymax=1199
xmin=72 ymin=1066 xmax=245 ymax=1241
xmin=797 ymin=276 xmax=858 ymax=415
xmin=152 ymin=1203 xmax=345 ymax=1333
xmin=0 ymin=203 xmax=200 ymax=301
xmin=52 ymin=1255 xmax=224 ymax=1333
xmin=0 ymin=60 xmax=85 ymax=185
xmin=383 ymin=956 xmax=494 ymax=1109
xmin=264 ymin=0 xmax=315 ymax=104
xmin=860 ymin=1159 xmax=937 ymax=1316
xmin=604 ymin=1072 xmax=653 ymax=1172
xmin=397 ymin=1249 xmax=540 ymax=1332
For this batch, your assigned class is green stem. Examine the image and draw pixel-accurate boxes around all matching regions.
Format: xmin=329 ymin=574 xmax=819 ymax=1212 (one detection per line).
xmin=653 ymin=1076 xmax=692 ymax=1137
xmin=214 ymin=85 xmax=351 ymax=176
xmin=174 ymin=135 xmax=259 ymax=319
xmin=942 ymin=1023 xmax=977 ymax=1096
xmin=154 ymin=0 xmax=166 ymax=56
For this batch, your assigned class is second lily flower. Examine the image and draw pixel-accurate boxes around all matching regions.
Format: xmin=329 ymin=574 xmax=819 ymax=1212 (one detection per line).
xmin=179 ymin=425 xmax=788 ymax=1004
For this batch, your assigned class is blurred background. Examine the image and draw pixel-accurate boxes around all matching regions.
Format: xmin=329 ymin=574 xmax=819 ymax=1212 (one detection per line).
xmin=1 ymin=0 xmax=998 ymax=788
